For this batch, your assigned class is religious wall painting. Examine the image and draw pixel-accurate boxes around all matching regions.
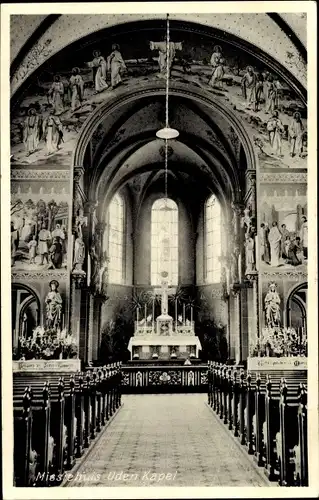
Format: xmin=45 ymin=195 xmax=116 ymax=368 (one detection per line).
xmin=258 ymin=182 xmax=307 ymax=271
xmin=11 ymin=194 xmax=69 ymax=271
xmin=11 ymin=29 xmax=307 ymax=169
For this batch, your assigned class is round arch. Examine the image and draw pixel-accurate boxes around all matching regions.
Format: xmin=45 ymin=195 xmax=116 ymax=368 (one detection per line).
xmin=285 ymin=282 xmax=307 ymax=330
xmin=71 ymin=82 xmax=258 ymax=177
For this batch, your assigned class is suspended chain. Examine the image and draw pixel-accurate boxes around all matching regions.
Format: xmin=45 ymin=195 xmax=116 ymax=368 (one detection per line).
xmin=164 ymin=13 xmax=170 ymax=204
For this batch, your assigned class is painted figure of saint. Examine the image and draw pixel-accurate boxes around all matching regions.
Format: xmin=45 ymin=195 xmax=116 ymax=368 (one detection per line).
xmin=209 ymin=46 xmax=224 ymax=88
xmin=260 ymin=223 xmax=270 ymax=264
xmin=150 ymin=37 xmax=182 ymax=77
xmin=48 ymin=75 xmax=64 ymax=115
xmin=107 ymin=44 xmax=126 ymax=89
xmin=48 ymin=236 xmax=63 ymax=269
xmin=38 ymin=223 xmax=51 ymax=265
xmin=280 ymin=224 xmax=290 ymax=258
xmin=264 ymin=282 xmax=281 ymax=328
xmin=42 ymin=108 xmax=64 ymax=155
xmin=11 ymin=222 xmax=19 ymax=266
xmin=45 ymin=280 xmax=63 ymax=330
xmin=23 ymin=107 xmax=40 ymax=156
xmin=289 ymin=112 xmax=304 ymax=157
xmin=87 ymin=50 xmax=108 ymax=93
xmin=28 ymin=235 xmax=37 ymax=264
xmin=241 ymin=66 xmax=257 ymax=109
xmin=69 ymin=67 xmax=84 ymax=111
xmin=299 ymin=216 xmax=308 ymax=260
xmin=268 ymin=221 xmax=282 ymax=267
xmin=264 ymin=75 xmax=278 ymax=114
xmin=266 ymin=111 xmax=285 ymax=156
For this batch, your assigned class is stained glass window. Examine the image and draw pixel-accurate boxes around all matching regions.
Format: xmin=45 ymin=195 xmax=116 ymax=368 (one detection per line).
xmin=108 ymin=193 xmax=124 ymax=284
xmin=151 ymin=198 xmax=178 ymax=286
xmin=205 ymin=194 xmax=222 ymax=283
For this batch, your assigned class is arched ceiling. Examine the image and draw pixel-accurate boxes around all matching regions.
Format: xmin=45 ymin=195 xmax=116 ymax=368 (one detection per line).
xmin=10 ymin=12 xmax=307 ymax=96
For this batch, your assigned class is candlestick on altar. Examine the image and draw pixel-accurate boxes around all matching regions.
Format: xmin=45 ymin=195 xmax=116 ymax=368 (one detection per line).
xmin=152 ymin=297 xmax=155 ymax=330
xmin=191 ymin=306 xmax=193 ymax=324
xmin=175 ymin=301 xmax=178 ymax=330
xmin=183 ymin=304 xmax=186 ymax=325
xmin=144 ymin=303 xmax=147 ymax=322
xmin=137 ymin=307 xmax=139 ymax=324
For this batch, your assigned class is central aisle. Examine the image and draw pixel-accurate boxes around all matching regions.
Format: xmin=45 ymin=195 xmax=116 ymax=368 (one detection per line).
xmin=66 ymin=394 xmax=270 ymax=487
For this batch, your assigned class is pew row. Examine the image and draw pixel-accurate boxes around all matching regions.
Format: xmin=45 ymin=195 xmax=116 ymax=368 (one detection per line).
xmin=13 ymin=362 xmax=122 ymax=487
xmin=207 ymin=361 xmax=308 ymax=487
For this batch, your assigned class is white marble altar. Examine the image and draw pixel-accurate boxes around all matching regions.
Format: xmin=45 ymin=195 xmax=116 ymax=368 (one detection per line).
xmin=128 ymin=278 xmax=202 ymax=360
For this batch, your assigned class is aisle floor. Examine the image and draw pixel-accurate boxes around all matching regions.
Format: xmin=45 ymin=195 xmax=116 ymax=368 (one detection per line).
xmin=65 ymin=394 xmax=270 ymax=487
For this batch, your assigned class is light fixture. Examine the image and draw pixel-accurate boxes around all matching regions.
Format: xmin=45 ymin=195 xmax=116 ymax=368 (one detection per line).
xmin=155 ymin=14 xmax=179 ymax=204
xmin=156 ymin=127 xmax=179 ymax=140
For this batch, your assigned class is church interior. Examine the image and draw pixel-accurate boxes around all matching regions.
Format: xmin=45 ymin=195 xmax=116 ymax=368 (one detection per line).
xmin=8 ymin=11 xmax=310 ymax=490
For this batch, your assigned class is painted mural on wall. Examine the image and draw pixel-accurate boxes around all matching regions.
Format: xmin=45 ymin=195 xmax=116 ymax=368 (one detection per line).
xmin=11 ymin=29 xmax=307 ymax=168
xmin=11 ymin=186 xmax=69 ymax=270
xmin=258 ymin=182 xmax=307 ymax=270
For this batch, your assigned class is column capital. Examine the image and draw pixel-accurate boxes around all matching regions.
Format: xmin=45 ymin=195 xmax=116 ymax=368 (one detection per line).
xmin=231 ymin=201 xmax=245 ymax=217
xmin=84 ymin=200 xmax=98 ymax=214
xmin=73 ymin=166 xmax=85 ymax=184
xmin=71 ymin=270 xmax=87 ymax=289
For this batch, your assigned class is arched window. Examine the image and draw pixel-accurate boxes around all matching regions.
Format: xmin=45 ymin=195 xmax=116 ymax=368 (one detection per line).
xmin=108 ymin=193 xmax=124 ymax=284
xmin=151 ymin=198 xmax=178 ymax=286
xmin=205 ymin=194 xmax=222 ymax=283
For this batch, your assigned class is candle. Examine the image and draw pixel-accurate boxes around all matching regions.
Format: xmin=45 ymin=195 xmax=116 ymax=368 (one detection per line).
xmin=137 ymin=307 xmax=139 ymax=324
xmin=144 ymin=303 xmax=147 ymax=322
xmin=175 ymin=301 xmax=178 ymax=330
xmin=191 ymin=306 xmax=193 ymax=324
xmin=183 ymin=304 xmax=186 ymax=325
xmin=152 ymin=297 xmax=155 ymax=330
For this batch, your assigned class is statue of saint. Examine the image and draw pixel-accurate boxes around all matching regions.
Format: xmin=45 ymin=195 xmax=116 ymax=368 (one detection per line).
xmin=45 ymin=280 xmax=63 ymax=330
xmin=264 ymin=282 xmax=281 ymax=328
xmin=73 ymin=235 xmax=85 ymax=271
xmin=245 ymin=233 xmax=256 ymax=274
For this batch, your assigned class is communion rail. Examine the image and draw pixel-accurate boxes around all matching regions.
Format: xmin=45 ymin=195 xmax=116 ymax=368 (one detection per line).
xmin=13 ymin=363 xmax=122 ymax=487
xmin=121 ymin=363 xmax=208 ymax=393
xmin=207 ymin=361 xmax=308 ymax=487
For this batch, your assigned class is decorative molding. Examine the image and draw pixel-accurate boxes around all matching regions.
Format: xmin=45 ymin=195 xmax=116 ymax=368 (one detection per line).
xmin=11 ymin=270 xmax=68 ymax=282
xmin=11 ymin=169 xmax=70 ymax=181
xmin=260 ymin=270 xmax=307 ymax=281
xmin=12 ymin=38 xmax=53 ymax=87
xmin=260 ymin=173 xmax=307 ymax=184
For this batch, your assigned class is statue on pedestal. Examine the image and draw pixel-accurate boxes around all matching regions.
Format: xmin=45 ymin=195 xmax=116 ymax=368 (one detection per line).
xmin=45 ymin=280 xmax=62 ymax=330
xmin=264 ymin=282 xmax=281 ymax=328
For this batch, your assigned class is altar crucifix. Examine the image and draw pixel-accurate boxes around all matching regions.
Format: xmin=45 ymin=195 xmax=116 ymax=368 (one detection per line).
xmin=160 ymin=276 xmax=169 ymax=315
xmin=150 ymin=37 xmax=183 ymax=78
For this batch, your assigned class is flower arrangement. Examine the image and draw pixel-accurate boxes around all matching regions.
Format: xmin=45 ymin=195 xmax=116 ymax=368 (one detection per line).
xmin=13 ymin=326 xmax=78 ymax=360
xmin=250 ymin=326 xmax=307 ymax=358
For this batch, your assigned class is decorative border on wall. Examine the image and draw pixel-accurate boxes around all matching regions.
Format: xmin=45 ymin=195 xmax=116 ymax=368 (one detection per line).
xmin=11 ymin=270 xmax=68 ymax=282
xmin=260 ymin=173 xmax=307 ymax=184
xmin=260 ymin=270 xmax=307 ymax=281
xmin=11 ymin=169 xmax=70 ymax=181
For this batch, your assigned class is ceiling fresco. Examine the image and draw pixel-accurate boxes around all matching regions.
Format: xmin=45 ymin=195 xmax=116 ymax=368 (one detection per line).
xmin=10 ymin=25 xmax=307 ymax=172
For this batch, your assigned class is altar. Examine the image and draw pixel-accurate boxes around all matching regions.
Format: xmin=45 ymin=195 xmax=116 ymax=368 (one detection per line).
xmin=127 ymin=277 xmax=202 ymax=361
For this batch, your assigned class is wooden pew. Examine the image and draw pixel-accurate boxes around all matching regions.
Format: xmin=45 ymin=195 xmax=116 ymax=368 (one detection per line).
xmin=13 ymin=362 xmax=123 ymax=486
xmin=207 ymin=360 xmax=308 ymax=487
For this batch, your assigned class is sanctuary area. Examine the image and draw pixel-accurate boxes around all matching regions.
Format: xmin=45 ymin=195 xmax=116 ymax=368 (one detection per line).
xmin=8 ymin=10 xmax=309 ymax=491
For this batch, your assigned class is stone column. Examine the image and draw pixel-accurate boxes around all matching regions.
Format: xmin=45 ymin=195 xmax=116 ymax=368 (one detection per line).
xmin=70 ymin=273 xmax=86 ymax=360
xmin=229 ymin=284 xmax=242 ymax=363
xmin=245 ymin=273 xmax=259 ymax=358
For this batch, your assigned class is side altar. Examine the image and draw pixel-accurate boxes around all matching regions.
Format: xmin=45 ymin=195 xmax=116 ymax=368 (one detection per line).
xmin=127 ymin=278 xmax=202 ymax=361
